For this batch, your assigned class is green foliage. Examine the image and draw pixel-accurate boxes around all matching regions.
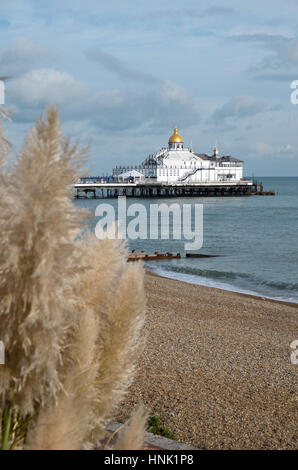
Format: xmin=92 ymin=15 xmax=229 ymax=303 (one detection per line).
xmin=147 ymin=416 xmax=177 ymax=441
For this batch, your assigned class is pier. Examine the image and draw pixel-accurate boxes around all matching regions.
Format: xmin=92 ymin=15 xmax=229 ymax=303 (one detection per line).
xmin=74 ymin=127 xmax=275 ymax=199
xmin=73 ymin=180 xmax=274 ymax=198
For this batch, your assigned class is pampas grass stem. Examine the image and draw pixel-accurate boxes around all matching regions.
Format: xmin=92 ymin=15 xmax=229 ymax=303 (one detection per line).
xmin=1 ymin=402 xmax=12 ymax=450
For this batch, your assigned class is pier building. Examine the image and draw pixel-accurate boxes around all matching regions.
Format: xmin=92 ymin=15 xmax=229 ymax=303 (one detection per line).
xmin=113 ymin=127 xmax=243 ymax=184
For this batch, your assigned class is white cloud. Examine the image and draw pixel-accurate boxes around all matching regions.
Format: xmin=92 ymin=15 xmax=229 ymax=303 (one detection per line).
xmin=276 ymin=143 xmax=297 ymax=159
xmin=85 ymin=47 xmax=160 ymax=85
xmin=161 ymin=80 xmax=191 ymax=104
xmin=212 ymin=95 xmax=268 ymax=122
xmin=254 ymin=142 xmax=274 ymax=156
xmin=281 ymin=38 xmax=298 ymax=65
xmin=250 ymin=141 xmax=297 ymax=160
xmin=1 ymin=1 xmax=297 ymax=175
xmin=201 ymin=6 xmax=235 ymax=17
xmin=10 ymin=68 xmax=89 ymax=106
xmin=0 ymin=38 xmax=56 ymax=77
xmin=8 ymin=67 xmax=199 ymax=134
xmin=229 ymin=32 xmax=298 ymax=80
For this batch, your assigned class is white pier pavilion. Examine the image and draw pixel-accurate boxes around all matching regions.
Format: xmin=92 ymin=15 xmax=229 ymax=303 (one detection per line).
xmin=113 ymin=127 xmax=244 ymax=184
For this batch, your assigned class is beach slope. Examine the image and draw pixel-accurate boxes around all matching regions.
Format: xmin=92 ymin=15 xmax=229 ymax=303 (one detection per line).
xmin=116 ymin=271 xmax=297 ymax=450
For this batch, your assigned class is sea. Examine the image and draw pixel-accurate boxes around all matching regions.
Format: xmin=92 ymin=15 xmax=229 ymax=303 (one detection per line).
xmin=74 ymin=177 xmax=298 ymax=304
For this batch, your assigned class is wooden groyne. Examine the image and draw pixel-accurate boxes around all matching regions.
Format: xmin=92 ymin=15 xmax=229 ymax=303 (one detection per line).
xmin=186 ymin=253 xmax=218 ymax=258
xmin=127 ymin=251 xmax=181 ymax=262
xmin=127 ymin=251 xmax=219 ymax=261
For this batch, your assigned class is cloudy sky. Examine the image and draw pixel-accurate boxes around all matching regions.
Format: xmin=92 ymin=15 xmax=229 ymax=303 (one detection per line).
xmin=1 ymin=0 xmax=298 ymax=176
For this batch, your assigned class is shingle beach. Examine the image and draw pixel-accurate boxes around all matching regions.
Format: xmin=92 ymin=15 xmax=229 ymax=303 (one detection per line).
xmin=116 ymin=271 xmax=298 ymax=450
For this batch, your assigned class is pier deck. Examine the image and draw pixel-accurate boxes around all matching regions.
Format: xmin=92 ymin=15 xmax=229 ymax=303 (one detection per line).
xmin=73 ymin=180 xmax=273 ymax=198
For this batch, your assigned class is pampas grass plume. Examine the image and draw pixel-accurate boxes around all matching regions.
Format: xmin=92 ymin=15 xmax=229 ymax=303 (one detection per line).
xmin=0 ymin=106 xmax=147 ymax=450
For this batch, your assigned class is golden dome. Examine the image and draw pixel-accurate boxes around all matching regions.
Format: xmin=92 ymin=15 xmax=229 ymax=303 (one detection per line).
xmin=169 ymin=127 xmax=183 ymax=143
